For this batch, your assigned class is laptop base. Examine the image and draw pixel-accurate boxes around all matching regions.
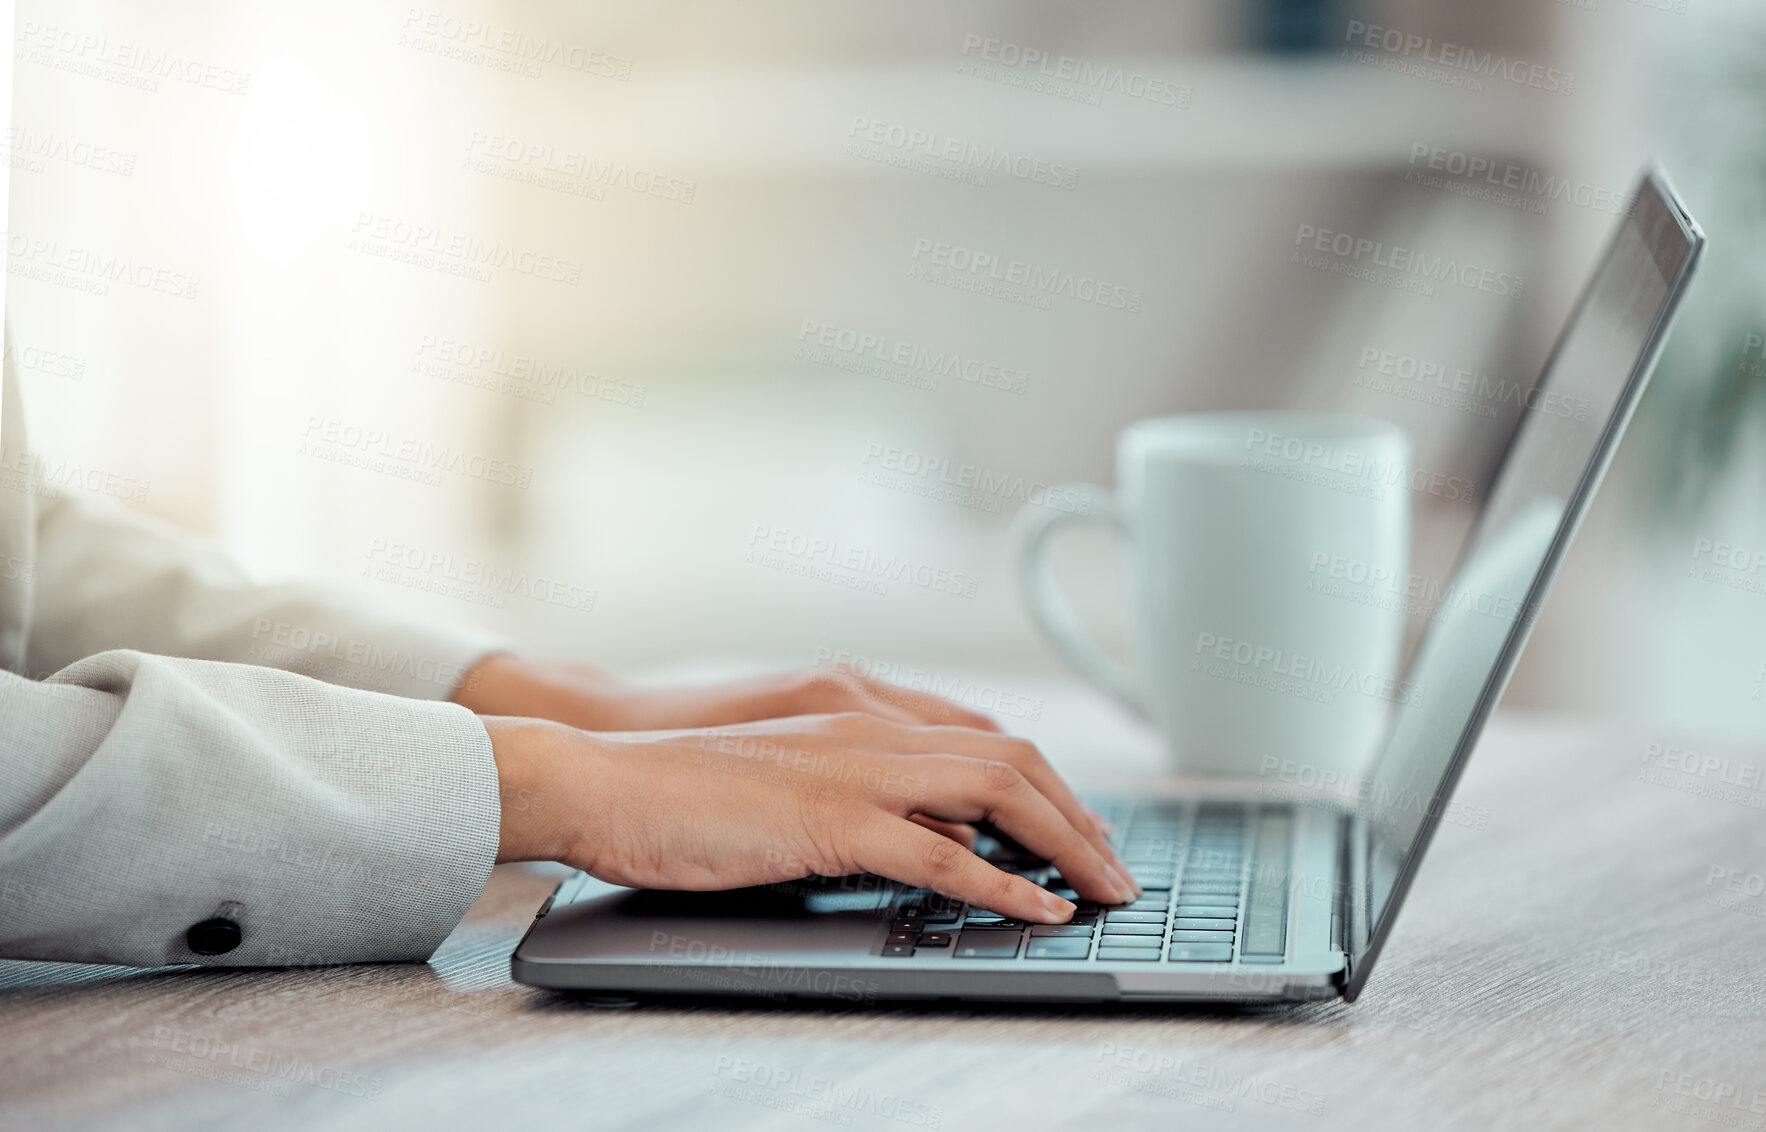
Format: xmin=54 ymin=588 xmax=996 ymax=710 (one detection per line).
xmin=512 ymin=797 xmax=1349 ymax=1006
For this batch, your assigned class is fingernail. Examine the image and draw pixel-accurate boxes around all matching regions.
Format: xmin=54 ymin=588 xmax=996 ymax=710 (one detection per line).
xmin=1040 ymin=892 xmax=1076 ymax=922
xmin=1108 ymin=864 xmax=1140 ymax=903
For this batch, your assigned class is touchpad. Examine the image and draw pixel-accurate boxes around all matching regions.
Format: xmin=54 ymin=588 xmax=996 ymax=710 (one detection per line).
xmin=523 ymin=876 xmax=899 ymax=963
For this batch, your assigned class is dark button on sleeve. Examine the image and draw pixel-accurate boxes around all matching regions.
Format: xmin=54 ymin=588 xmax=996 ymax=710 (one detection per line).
xmin=186 ymin=917 xmax=243 ymax=956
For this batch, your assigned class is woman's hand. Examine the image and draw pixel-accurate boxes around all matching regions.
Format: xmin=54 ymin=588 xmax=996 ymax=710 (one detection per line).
xmin=484 ymin=713 xmax=1137 ymax=924
xmin=456 ymin=653 xmax=1001 ymax=732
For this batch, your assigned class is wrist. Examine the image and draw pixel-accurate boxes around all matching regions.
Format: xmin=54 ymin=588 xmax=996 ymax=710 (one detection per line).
xmin=483 ymin=715 xmax=579 ymax=863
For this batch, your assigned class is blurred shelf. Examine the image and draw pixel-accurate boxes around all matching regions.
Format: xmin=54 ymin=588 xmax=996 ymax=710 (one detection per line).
xmin=515 ymin=57 xmax=1558 ymax=174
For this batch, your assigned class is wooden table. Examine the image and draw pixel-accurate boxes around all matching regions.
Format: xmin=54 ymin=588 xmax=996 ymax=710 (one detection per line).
xmin=5 ymin=697 xmax=1766 ymax=1132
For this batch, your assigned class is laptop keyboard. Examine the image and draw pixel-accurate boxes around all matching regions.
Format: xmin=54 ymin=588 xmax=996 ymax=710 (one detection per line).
xmin=879 ymin=801 xmax=1292 ymax=964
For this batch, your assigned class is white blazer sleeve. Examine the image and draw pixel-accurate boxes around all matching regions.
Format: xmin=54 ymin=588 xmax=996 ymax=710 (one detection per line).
xmin=0 ymin=649 xmax=499 ymax=966
xmin=1 ymin=323 xmax=508 ymax=700
xmin=21 ymin=486 xmax=511 ymax=702
xmin=1 ymin=322 xmax=504 ymax=967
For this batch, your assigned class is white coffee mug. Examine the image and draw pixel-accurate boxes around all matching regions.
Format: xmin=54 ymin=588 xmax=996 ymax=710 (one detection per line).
xmin=1015 ymin=412 xmax=1413 ymax=777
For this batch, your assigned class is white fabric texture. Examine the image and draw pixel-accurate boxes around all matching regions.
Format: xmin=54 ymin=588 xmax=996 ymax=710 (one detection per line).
xmin=0 ymin=324 xmax=507 ymax=966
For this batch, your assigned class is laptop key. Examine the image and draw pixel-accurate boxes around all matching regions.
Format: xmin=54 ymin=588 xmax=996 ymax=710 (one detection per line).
xmin=891 ymin=920 xmax=925 ymax=933
xmin=1098 ymin=934 xmax=1161 ymax=949
xmin=886 ymin=931 xmax=918 ymax=944
xmin=1170 ymin=930 xmax=1235 ymax=942
xmin=1166 ymin=944 xmax=1233 ymax=962
xmin=953 ymin=930 xmax=1021 ymax=959
xmin=1171 ymin=918 xmax=1236 ymax=931
xmin=919 ymin=933 xmax=952 ymax=947
xmin=1104 ymin=911 xmax=1167 ymax=924
xmin=1096 ymin=922 xmax=1162 ymax=935
xmin=899 ymin=907 xmax=959 ymax=923
xmin=1029 ymin=924 xmax=1095 ymax=937
xmin=881 ymin=944 xmax=916 ymax=957
xmin=1097 ymin=948 xmax=1162 ymax=962
xmin=1026 ymin=938 xmax=1090 ymax=960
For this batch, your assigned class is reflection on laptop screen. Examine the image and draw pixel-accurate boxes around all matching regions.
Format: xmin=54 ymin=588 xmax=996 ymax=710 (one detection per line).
xmin=1360 ymin=176 xmax=1696 ymax=933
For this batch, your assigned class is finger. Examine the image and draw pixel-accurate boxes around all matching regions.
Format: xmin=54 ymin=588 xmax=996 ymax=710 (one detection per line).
xmin=852 ymin=813 xmax=1075 ymax=924
xmin=991 ymin=749 xmax=1127 ymax=877
xmin=855 ymin=725 xmax=1133 ymax=887
xmin=1083 ymin=803 xmax=1116 ymax=839
xmin=906 ymin=814 xmax=977 ymax=851
xmin=897 ymin=756 xmax=1136 ymax=906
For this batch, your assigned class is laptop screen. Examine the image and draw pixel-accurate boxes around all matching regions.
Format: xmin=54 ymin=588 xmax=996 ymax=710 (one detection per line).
xmin=1352 ymin=172 xmax=1702 ymax=979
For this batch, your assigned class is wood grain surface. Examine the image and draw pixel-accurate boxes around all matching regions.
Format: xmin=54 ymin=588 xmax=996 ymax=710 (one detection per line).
xmin=4 ymin=705 xmax=1765 ymax=1132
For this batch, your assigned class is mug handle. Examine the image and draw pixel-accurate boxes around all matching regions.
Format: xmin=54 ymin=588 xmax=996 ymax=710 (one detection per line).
xmin=1013 ymin=484 xmax=1147 ymax=718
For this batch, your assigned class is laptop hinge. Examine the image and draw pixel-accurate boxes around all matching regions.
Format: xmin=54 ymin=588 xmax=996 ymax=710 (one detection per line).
xmin=1333 ymin=809 xmax=1367 ymax=986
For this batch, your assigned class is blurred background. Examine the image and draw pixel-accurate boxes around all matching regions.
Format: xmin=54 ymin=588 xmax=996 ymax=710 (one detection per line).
xmin=7 ymin=0 xmax=1765 ymax=740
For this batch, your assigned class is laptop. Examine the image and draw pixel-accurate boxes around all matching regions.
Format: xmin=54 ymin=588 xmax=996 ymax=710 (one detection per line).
xmin=511 ymin=168 xmax=1704 ymax=1005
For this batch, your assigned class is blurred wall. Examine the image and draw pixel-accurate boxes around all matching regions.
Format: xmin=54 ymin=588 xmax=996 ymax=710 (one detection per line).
xmin=7 ymin=0 xmax=1760 ymax=739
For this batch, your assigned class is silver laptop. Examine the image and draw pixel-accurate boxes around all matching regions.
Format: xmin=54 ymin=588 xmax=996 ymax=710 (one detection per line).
xmin=511 ymin=169 xmax=1704 ymax=1005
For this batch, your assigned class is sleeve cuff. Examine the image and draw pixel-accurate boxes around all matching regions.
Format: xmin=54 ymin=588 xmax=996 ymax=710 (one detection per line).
xmin=1 ymin=653 xmax=502 ymax=967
